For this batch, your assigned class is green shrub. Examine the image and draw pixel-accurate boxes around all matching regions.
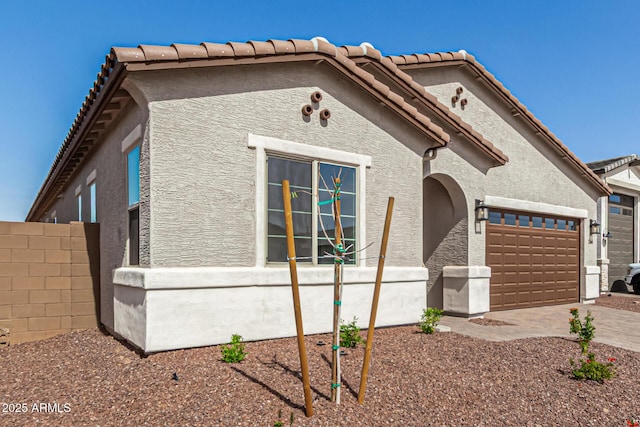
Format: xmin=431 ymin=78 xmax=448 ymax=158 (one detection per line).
xmin=569 ymin=307 xmax=595 ymax=355
xmin=569 ymin=353 xmax=616 ymax=383
xmin=420 ymin=307 xmax=443 ymax=334
xmin=221 ymin=334 xmax=247 ymax=363
xmin=340 ymin=317 xmax=365 ymax=348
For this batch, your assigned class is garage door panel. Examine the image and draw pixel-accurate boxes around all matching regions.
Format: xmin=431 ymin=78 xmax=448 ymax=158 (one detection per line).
xmin=488 ymin=208 xmax=579 ymax=311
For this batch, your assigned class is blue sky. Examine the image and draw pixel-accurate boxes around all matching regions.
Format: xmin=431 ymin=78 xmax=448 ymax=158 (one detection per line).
xmin=1 ymin=1 xmax=638 ymax=221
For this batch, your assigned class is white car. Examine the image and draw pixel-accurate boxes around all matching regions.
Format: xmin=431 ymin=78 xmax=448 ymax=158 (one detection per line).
xmin=625 ymin=263 xmax=640 ymax=294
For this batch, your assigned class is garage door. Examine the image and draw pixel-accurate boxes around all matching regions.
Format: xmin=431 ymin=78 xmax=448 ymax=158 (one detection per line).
xmin=487 ymin=209 xmax=580 ymax=311
xmin=608 ymin=193 xmax=635 ymax=285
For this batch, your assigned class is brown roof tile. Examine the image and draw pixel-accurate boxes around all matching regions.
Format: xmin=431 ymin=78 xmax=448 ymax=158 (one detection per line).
xmin=385 ymin=50 xmax=610 ymax=195
xmin=340 ymin=44 xmax=508 ymax=166
xmin=28 ymin=38 xmax=453 ymax=221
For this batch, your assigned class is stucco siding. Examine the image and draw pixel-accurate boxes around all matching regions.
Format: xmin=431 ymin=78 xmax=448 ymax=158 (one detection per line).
xmin=39 ymin=102 xmax=147 ymax=329
xmin=128 ymin=63 xmax=429 ymax=268
xmin=410 ymin=67 xmax=600 ymax=270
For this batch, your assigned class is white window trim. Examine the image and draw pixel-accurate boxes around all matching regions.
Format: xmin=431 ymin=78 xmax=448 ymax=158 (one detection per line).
xmin=86 ymin=169 xmax=97 ymax=186
xmin=248 ymin=133 xmax=372 ymax=268
xmin=74 ymin=185 xmax=82 ymax=197
xmin=484 ymin=195 xmax=588 ymax=219
xmin=121 ymin=124 xmax=142 ymax=153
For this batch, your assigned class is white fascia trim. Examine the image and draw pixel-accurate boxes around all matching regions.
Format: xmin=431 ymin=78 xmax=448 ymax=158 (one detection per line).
xmin=484 ymin=195 xmax=588 ymax=219
xmin=248 ymin=133 xmax=372 ymax=168
xmin=86 ymin=169 xmax=97 ymax=185
xmin=114 ymin=266 xmax=428 ymax=290
xmin=74 ymin=185 xmax=82 ymax=197
xmin=121 ymin=124 xmax=142 ymax=153
xmin=606 ymin=178 xmax=640 ymax=193
xmin=248 ymin=133 xmax=372 ymax=268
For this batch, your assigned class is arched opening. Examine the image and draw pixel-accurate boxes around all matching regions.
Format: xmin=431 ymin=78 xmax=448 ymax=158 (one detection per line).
xmin=423 ymin=174 xmax=468 ymax=309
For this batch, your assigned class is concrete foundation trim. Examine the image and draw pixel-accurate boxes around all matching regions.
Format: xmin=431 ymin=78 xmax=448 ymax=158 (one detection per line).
xmin=113 ymin=266 xmax=427 ymax=289
xmin=484 ymin=195 xmax=588 ymax=219
xmin=442 ymin=265 xmax=491 ymax=317
xmin=583 ymin=265 xmax=601 ymax=302
xmin=112 ymin=266 xmax=429 ymax=352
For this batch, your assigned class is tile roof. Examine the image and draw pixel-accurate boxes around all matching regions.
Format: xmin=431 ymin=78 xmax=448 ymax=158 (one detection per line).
xmin=587 ymin=154 xmax=639 ymax=174
xmin=337 ymin=44 xmax=508 ymax=166
xmin=27 ymin=38 xmax=451 ymax=221
xmin=386 ymin=50 xmax=611 ymax=195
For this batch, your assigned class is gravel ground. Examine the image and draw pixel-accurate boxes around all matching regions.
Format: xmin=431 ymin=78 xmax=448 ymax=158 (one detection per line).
xmin=2 ymin=310 xmax=640 ymax=426
xmin=595 ymin=293 xmax=640 ymax=313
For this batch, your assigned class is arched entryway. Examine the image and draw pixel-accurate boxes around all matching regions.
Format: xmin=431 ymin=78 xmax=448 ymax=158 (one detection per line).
xmin=423 ymin=174 xmax=468 ymax=309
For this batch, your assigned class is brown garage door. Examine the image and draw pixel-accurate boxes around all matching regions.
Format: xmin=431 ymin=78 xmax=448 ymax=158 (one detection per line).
xmin=487 ymin=209 xmax=580 ymax=311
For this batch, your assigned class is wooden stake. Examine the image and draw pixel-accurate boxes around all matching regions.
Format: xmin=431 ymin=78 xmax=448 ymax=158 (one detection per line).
xmin=358 ymin=196 xmax=394 ymax=404
xmin=282 ymin=180 xmax=314 ymax=417
xmin=331 ymin=177 xmax=342 ymax=403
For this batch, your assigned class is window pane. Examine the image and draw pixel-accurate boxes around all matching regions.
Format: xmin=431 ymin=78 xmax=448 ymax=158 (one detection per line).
xmin=127 ymin=146 xmax=140 ymax=207
xmin=610 ymin=206 xmax=621 ymax=215
xmin=623 ymin=208 xmax=633 ymax=216
xmin=532 ymin=217 xmax=543 ymax=228
xmin=267 ymin=237 xmax=312 ymax=263
xmin=268 ymin=183 xmax=311 ymax=212
xmin=318 ymin=215 xmax=356 ymax=241
xmin=518 ymin=215 xmax=530 ymax=227
xmin=319 ymin=163 xmax=356 ymax=193
xmin=489 ymin=211 xmax=501 ymax=224
xmin=77 ymin=195 xmax=82 ymax=221
xmin=568 ymin=220 xmax=577 ymax=231
xmin=545 ymin=218 xmax=555 ymax=229
xmin=504 ymin=213 xmax=516 ymax=226
xmin=609 ymin=194 xmax=621 ymax=203
xmin=268 ymin=157 xmax=311 ymax=189
xmin=557 ymin=219 xmax=566 ymax=231
xmin=268 ymin=211 xmax=312 ymax=238
xmin=129 ymin=208 xmax=139 ymax=265
xmin=90 ymin=183 xmax=97 ymax=223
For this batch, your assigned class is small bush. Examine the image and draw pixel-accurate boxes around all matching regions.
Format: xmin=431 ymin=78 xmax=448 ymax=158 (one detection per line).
xmin=420 ymin=307 xmax=443 ymax=334
xmin=340 ymin=317 xmax=365 ymax=348
xmin=569 ymin=307 xmax=595 ymax=355
xmin=569 ymin=353 xmax=616 ymax=383
xmin=221 ymin=334 xmax=247 ymax=363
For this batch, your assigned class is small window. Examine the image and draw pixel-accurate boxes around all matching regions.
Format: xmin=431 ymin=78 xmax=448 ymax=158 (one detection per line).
xmin=504 ymin=213 xmax=516 ymax=226
xmin=610 ymin=194 xmax=621 ymax=203
xmin=77 ymin=194 xmax=82 ymax=222
xmin=489 ymin=211 xmax=501 ymax=224
xmin=532 ymin=217 xmax=543 ymax=228
xmin=127 ymin=145 xmax=141 ymax=265
xmin=518 ymin=215 xmax=530 ymax=227
xmin=127 ymin=146 xmax=140 ymax=207
xmin=557 ymin=219 xmax=566 ymax=231
xmin=610 ymin=206 xmax=621 ymax=215
xmin=89 ymin=182 xmax=97 ymax=223
xmin=568 ymin=220 xmax=577 ymax=231
xmin=623 ymin=208 xmax=633 ymax=216
xmin=545 ymin=218 xmax=555 ymax=229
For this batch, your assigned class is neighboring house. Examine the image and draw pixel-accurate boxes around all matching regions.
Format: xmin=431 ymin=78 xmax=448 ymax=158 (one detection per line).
xmin=26 ymin=38 xmax=610 ymax=353
xmin=587 ymin=155 xmax=640 ymax=290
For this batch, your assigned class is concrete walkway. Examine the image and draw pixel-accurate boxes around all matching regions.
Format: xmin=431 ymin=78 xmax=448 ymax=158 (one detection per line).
xmin=439 ymin=300 xmax=640 ymax=353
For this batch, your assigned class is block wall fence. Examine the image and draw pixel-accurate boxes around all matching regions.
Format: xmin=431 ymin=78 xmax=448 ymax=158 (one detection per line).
xmin=0 ymin=221 xmax=100 ymax=345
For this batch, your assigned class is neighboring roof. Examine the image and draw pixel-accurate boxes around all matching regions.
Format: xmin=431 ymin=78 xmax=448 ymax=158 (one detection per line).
xmin=27 ymin=38 xmax=452 ymax=221
xmin=587 ymin=154 xmax=640 ymax=174
xmin=386 ymin=51 xmax=611 ymax=196
xmin=339 ymin=44 xmax=508 ymax=166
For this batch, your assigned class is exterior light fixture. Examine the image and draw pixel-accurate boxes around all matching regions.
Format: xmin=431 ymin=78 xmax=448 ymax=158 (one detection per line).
xmin=589 ymin=220 xmax=600 ymax=243
xmin=475 ymin=200 xmax=489 ymax=222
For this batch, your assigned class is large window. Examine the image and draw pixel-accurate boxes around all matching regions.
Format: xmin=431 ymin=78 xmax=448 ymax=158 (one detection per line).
xmin=127 ymin=146 xmax=140 ymax=265
xmin=267 ymin=156 xmax=357 ymax=265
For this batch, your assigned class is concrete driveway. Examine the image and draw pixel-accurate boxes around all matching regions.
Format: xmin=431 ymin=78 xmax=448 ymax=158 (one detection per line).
xmin=439 ymin=298 xmax=640 ymax=353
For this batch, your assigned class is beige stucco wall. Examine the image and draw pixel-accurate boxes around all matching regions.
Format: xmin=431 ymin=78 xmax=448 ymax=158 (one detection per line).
xmin=408 ymin=67 xmax=601 ymax=273
xmin=39 ymin=102 xmax=147 ymax=330
xmin=126 ymin=62 xmax=432 ymax=269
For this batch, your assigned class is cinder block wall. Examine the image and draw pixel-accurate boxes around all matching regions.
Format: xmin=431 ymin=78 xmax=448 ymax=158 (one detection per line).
xmin=0 ymin=221 xmax=100 ymax=345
